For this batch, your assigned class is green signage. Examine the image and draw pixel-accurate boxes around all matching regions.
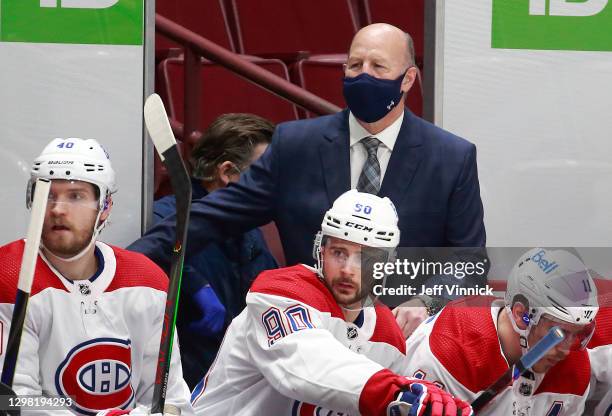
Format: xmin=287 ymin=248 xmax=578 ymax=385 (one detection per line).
xmin=492 ymin=0 xmax=612 ymax=51
xmin=0 ymin=0 xmax=143 ymax=45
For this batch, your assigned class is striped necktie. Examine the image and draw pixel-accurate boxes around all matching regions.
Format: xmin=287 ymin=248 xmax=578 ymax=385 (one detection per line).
xmin=357 ymin=137 xmax=381 ymax=194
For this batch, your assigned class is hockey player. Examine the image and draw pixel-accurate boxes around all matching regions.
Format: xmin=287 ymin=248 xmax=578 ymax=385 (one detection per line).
xmin=403 ymin=248 xmax=599 ymax=415
xmin=0 ymin=138 xmax=193 ymax=415
xmin=191 ymin=190 xmax=472 ymax=416
xmin=587 ymin=303 xmax=611 ymax=416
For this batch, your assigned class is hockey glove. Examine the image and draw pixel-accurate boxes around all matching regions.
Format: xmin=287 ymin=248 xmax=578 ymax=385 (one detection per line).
xmin=387 ymin=380 xmax=473 ymax=416
xmin=187 ymin=285 xmax=226 ymax=337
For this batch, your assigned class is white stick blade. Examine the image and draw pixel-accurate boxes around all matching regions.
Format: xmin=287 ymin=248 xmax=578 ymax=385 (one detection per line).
xmin=144 ymin=94 xmax=177 ymax=161
xmin=18 ymin=178 xmax=51 ymax=293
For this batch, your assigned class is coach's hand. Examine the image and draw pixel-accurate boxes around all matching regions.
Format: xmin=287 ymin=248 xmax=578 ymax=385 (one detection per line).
xmin=392 ymin=299 xmax=429 ymax=339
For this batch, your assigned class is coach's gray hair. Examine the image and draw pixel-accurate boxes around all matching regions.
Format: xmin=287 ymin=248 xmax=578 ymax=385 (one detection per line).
xmin=404 ymin=32 xmax=416 ymax=68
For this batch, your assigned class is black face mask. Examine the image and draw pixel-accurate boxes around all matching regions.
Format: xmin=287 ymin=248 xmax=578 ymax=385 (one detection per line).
xmin=342 ymin=71 xmax=406 ymax=123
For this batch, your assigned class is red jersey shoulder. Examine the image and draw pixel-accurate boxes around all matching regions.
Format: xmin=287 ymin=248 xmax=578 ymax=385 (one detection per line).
xmin=594 ymin=278 xmax=612 ymax=310
xmin=370 ymin=303 xmax=406 ymax=354
xmin=536 ymin=350 xmax=590 ymax=396
xmin=250 ymin=265 xmax=344 ymax=318
xmin=105 ymin=245 xmax=168 ymax=293
xmin=429 ymin=297 xmax=508 ymax=393
xmin=588 ymin=306 xmax=612 ymax=349
xmin=0 ymin=240 xmax=24 ymax=302
xmin=0 ymin=240 xmax=67 ymax=301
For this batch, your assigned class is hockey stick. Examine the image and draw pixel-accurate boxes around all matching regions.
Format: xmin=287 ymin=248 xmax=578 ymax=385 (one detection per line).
xmin=1 ymin=178 xmax=50 ymax=389
xmin=471 ymin=326 xmax=565 ymax=413
xmin=1 ymin=178 xmax=50 ymax=416
xmin=143 ymin=93 xmax=192 ymax=414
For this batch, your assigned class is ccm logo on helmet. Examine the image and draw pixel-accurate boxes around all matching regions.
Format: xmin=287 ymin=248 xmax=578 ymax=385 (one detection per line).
xmin=55 ymin=338 xmax=134 ymax=416
xmin=531 ymin=249 xmax=559 ymax=274
xmin=345 ymin=221 xmax=373 ymax=232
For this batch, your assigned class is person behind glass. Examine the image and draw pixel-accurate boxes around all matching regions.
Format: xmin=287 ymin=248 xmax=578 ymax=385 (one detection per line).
xmin=152 ymin=113 xmax=278 ymax=388
xmin=130 ymin=23 xmax=486 ymax=340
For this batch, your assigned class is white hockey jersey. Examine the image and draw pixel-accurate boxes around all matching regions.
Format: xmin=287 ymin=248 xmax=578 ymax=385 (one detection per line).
xmin=587 ymin=306 xmax=612 ymax=416
xmin=191 ymin=264 xmax=410 ymax=416
xmin=0 ymin=240 xmax=193 ymax=416
xmin=403 ymin=297 xmax=592 ymax=416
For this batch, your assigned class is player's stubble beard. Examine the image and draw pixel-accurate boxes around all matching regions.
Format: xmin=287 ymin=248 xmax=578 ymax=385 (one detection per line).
xmin=326 ymin=274 xmax=367 ymax=309
xmin=42 ymin=213 xmax=98 ymax=258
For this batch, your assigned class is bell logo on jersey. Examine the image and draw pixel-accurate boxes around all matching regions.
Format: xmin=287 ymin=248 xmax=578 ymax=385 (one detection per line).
xmin=55 ymin=338 xmax=134 ymax=415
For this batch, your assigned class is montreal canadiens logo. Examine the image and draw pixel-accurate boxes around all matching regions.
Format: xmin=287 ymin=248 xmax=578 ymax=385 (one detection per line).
xmin=55 ymin=338 xmax=134 ymax=415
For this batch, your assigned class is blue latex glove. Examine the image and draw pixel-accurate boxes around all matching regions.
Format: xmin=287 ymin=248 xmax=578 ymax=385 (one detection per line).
xmin=187 ymin=285 xmax=226 ymax=337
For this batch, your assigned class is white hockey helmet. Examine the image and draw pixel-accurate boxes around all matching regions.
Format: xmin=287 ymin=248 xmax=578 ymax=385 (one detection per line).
xmin=505 ymin=248 xmax=599 ymax=349
xmin=314 ymin=190 xmax=400 ymax=275
xmin=320 ymin=189 xmax=400 ymax=248
xmin=27 ymin=138 xmax=117 ymax=210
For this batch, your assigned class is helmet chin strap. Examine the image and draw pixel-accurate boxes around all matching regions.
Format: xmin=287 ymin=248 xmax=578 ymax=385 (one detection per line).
xmin=313 ymin=232 xmax=324 ymax=278
xmin=42 ymin=238 xmax=95 ymax=263
xmin=42 ymin=206 xmax=110 ymax=263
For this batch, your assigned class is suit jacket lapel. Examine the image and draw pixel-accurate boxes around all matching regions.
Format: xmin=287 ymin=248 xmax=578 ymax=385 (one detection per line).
xmin=319 ymin=110 xmax=351 ymax=204
xmin=379 ymin=109 xmax=424 ymax=202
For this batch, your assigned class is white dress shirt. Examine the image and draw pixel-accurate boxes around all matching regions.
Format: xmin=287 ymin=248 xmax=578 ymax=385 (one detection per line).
xmin=349 ymin=111 xmax=404 ymax=189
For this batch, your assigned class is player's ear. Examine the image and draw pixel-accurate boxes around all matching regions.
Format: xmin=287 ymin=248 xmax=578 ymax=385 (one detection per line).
xmin=100 ymin=197 xmax=113 ymax=221
xmin=511 ymin=301 xmax=529 ymax=330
